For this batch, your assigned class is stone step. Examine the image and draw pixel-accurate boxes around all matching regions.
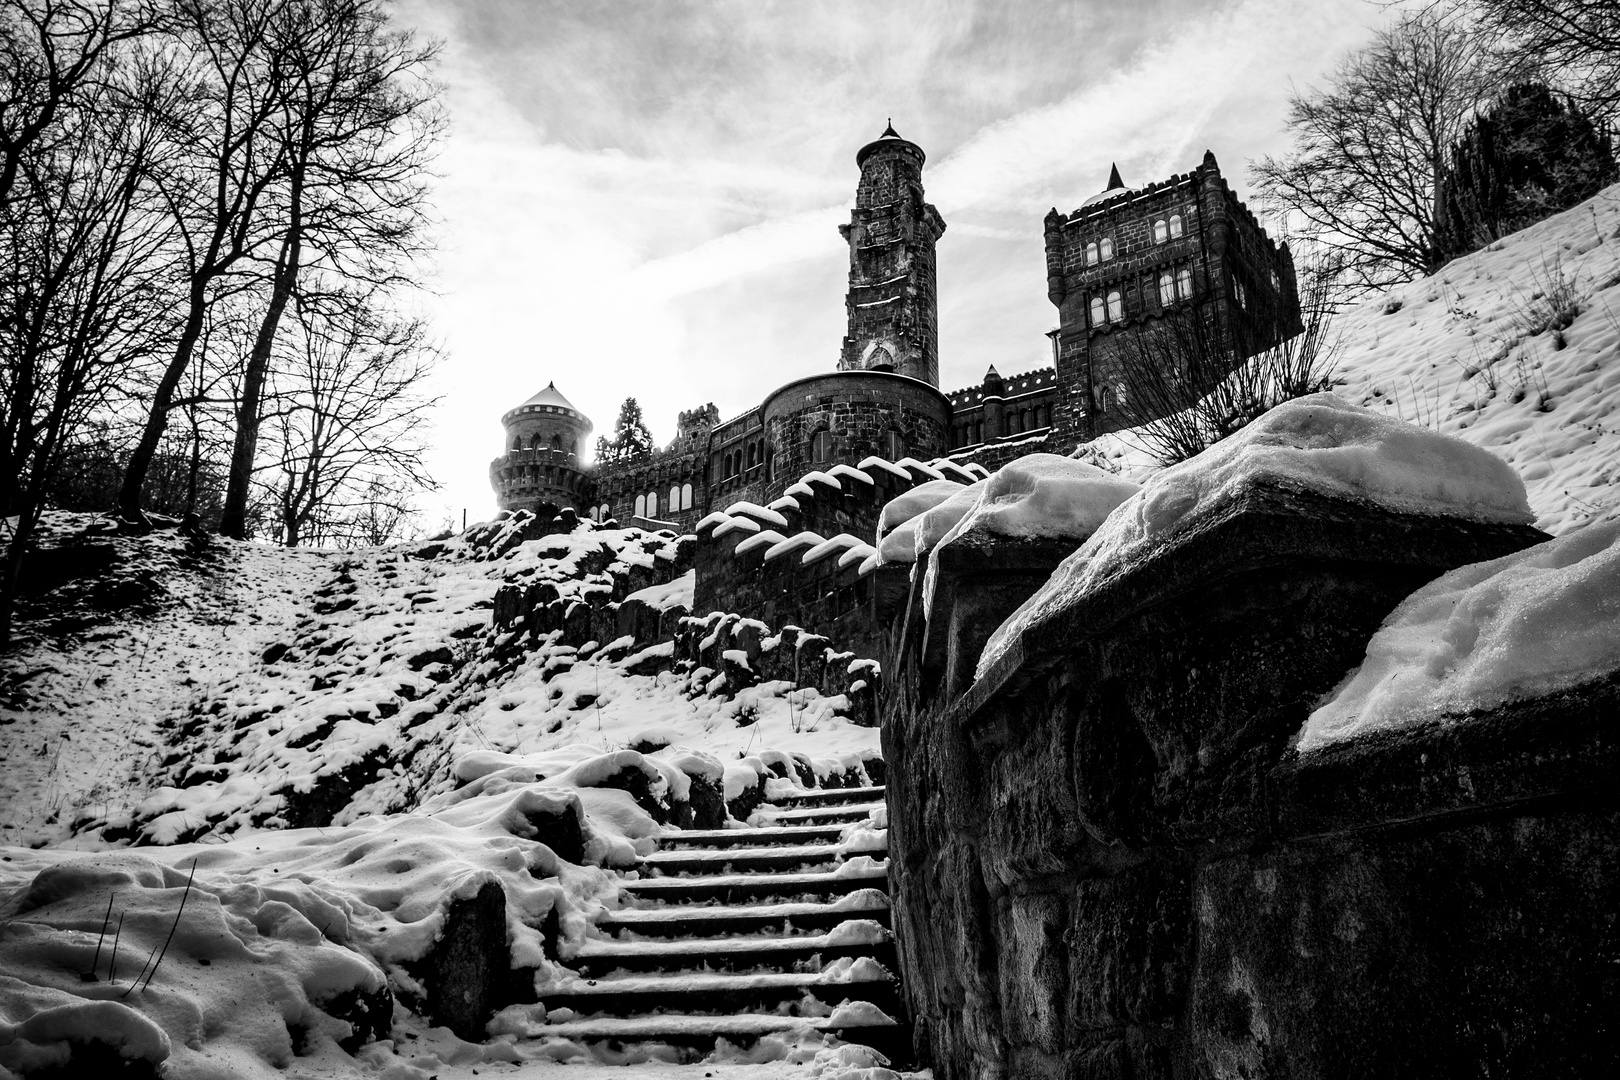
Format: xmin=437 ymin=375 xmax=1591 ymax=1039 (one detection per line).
xmin=522 ymin=1014 xmax=910 ymax=1065
xmin=753 ymin=803 xmax=883 ymax=826
xmin=541 ymin=969 xmax=900 ymax=1019
xmin=620 ymin=862 xmax=888 ymax=906
xmin=639 ymin=842 xmax=867 ymax=877
xmin=575 ymin=928 xmax=897 ymax=976
xmin=659 ymin=824 xmax=847 ymax=848
xmin=771 ymin=785 xmax=886 ymax=808
xmin=596 ymin=894 xmax=891 ymax=939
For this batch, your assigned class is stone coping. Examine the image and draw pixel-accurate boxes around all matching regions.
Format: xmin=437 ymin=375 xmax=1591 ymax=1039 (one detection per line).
xmin=951 ymin=480 xmax=1551 ymax=730
xmin=759 ymin=369 xmax=952 ymax=422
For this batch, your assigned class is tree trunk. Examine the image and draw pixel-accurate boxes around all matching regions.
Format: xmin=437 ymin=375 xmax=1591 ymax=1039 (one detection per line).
xmin=117 ymin=278 xmax=210 ymax=521
xmin=220 ymin=194 xmax=301 ymax=538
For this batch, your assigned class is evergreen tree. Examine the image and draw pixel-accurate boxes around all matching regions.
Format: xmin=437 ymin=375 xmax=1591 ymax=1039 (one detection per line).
xmin=1437 ymin=83 xmax=1617 ymax=262
xmin=599 ymin=397 xmax=653 ymax=463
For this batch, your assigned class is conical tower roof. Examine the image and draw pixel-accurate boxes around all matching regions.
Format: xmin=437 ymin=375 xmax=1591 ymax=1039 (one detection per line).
xmin=1080 ymin=162 xmax=1130 ymax=208
xmin=857 ymin=119 xmax=925 ymax=167
xmin=518 ymin=381 xmax=581 ymax=412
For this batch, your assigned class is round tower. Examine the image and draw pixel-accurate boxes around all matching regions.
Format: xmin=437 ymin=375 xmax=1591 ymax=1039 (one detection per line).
xmin=838 ymin=122 xmax=947 ymax=387
xmin=489 ymin=382 xmax=594 ymax=516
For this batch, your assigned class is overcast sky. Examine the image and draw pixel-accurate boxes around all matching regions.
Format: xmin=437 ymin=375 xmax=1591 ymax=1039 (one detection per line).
xmin=395 ymin=0 xmax=1407 ymax=523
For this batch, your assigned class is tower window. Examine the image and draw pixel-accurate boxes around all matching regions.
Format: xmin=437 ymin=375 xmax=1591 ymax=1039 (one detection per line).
xmin=1159 ymin=271 xmax=1175 ymax=306
xmin=1090 ymin=296 xmax=1105 ymax=327
xmin=1098 ymin=386 xmax=1114 ymax=413
xmin=530 ymin=435 xmax=541 ymax=450
xmin=1107 ymin=290 xmax=1123 ymax=322
xmin=669 ymin=485 xmax=680 ymax=511
xmin=681 ymin=482 xmax=693 ymax=510
xmin=886 ymin=428 xmax=905 ymax=460
xmin=1234 ymin=280 xmax=1247 ymax=308
xmin=1086 ymin=242 xmax=1099 ymax=266
xmin=511 ymin=437 xmax=521 ymax=452
xmin=811 ymin=428 xmax=833 ymax=462
xmin=1176 ymin=267 xmax=1193 ymax=299
xmin=1100 ymin=237 xmax=1115 ymax=261
xmin=867 ymin=345 xmax=895 ymax=373
xmin=551 ymin=434 xmax=562 ymax=452
xmin=1154 ymin=219 xmax=1168 ymax=244
xmin=634 ymin=494 xmax=646 ymax=518
xmin=1169 ymin=214 xmax=1184 ymax=238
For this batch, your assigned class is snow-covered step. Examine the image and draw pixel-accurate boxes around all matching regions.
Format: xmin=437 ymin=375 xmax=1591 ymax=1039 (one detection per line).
xmin=595 ymin=893 xmax=891 ymax=939
xmin=637 ymin=842 xmax=846 ymax=876
xmin=527 ymin=1012 xmax=908 ymax=1061
xmin=541 ymin=967 xmax=901 ymax=1019
xmin=658 ymin=823 xmax=846 ymax=848
xmin=621 ymin=861 xmax=888 ymax=905
xmin=753 ymin=802 xmax=883 ymax=825
xmin=574 ymin=924 xmax=897 ymax=976
xmin=771 ymin=784 xmax=887 ymax=808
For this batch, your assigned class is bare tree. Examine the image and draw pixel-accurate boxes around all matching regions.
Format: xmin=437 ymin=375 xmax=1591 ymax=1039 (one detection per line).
xmin=1474 ymin=0 xmax=1620 ymax=115
xmin=1113 ymin=259 xmax=1341 ymax=466
xmin=0 ymin=13 xmax=177 ymax=645
xmin=262 ymin=287 xmax=437 ymax=547
xmin=218 ymin=0 xmax=439 ymax=539
xmin=1250 ymin=9 xmax=1523 ymax=294
xmin=115 ymin=0 xmax=289 ymax=522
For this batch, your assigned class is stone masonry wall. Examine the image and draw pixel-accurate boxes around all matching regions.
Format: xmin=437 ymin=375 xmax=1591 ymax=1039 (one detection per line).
xmin=878 ymin=480 xmax=1617 ymax=1079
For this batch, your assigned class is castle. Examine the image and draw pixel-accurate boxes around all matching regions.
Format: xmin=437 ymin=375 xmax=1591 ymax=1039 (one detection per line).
xmin=489 ymin=126 xmax=1302 ymax=528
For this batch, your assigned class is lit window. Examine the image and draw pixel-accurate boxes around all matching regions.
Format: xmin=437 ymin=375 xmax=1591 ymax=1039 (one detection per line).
xmin=1159 ymin=272 xmax=1175 ymax=306
xmin=1100 ymin=237 xmax=1114 ymax=261
xmin=681 ymin=483 xmax=693 ymax=509
xmin=1086 ymin=242 xmax=1099 ymax=266
xmin=1176 ymin=268 xmax=1193 ymax=299
xmin=634 ymin=494 xmax=646 ymax=517
xmin=669 ymin=485 xmax=680 ymax=511
xmin=1090 ymin=296 xmax=1105 ymax=326
xmin=1107 ymin=290 xmax=1123 ymax=322
xmin=1154 ymin=219 xmax=1168 ymax=244
xmin=1169 ymin=214 xmax=1183 ymax=238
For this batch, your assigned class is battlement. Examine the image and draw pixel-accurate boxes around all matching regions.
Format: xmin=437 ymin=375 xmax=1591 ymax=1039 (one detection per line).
xmin=946 ymin=365 xmax=1058 ymax=407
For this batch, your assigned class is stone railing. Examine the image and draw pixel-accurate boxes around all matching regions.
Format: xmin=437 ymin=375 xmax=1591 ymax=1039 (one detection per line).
xmin=877 ymin=479 xmax=1620 ymax=1079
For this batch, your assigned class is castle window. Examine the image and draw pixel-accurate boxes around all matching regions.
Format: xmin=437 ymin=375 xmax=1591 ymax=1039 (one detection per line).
xmin=511 ymin=437 xmax=522 ymax=452
xmin=646 ymin=492 xmax=658 ymax=517
xmin=634 ymin=494 xmax=646 ymax=518
xmin=746 ymin=444 xmax=757 ymax=470
xmin=551 ymin=434 xmax=562 ymax=452
xmin=1234 ymin=279 xmax=1247 ymax=308
xmin=600 ymin=503 xmax=611 ymax=520
xmin=1169 ymin=214 xmax=1184 ymax=238
xmin=669 ymin=485 xmax=680 ymax=511
xmin=1107 ymin=290 xmax=1123 ymax=322
xmin=1098 ymin=386 xmax=1114 ymax=413
xmin=1090 ymin=296 xmax=1105 ymax=327
xmin=973 ymin=421 xmax=984 ymax=443
xmin=868 ymin=345 xmax=895 ymax=373
xmin=1085 ymin=242 xmax=1098 ymax=266
xmin=1154 ymin=219 xmax=1168 ymax=244
xmin=1270 ymin=269 xmax=1280 ymax=290
xmin=811 ymin=428 xmax=833 ymax=463
xmin=529 ymin=435 xmax=541 ymax=450
xmin=681 ymin=483 xmax=693 ymax=510
xmin=1100 ymin=237 xmax=1115 ymax=261
xmin=1159 ymin=271 xmax=1175 ymax=306
xmin=1176 ymin=267 xmax=1193 ymax=299
xmin=886 ymin=429 xmax=905 ymax=460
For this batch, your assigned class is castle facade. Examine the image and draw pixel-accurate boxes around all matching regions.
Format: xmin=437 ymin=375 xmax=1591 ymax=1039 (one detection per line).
xmin=489 ymin=128 xmax=1302 ymax=528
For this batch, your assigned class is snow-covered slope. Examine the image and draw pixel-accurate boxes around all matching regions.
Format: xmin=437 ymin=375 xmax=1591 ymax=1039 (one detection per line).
xmin=1091 ymin=184 xmax=1620 ymax=536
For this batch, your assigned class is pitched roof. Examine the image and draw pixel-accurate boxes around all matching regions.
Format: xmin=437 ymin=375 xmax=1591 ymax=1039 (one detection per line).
xmin=518 ymin=381 xmax=582 ymax=413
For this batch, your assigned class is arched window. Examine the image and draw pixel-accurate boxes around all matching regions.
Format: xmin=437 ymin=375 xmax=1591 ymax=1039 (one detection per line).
xmin=1086 ymin=242 xmax=1099 ymax=266
xmin=1008 ymin=411 xmax=1021 ymax=435
xmin=1176 ymin=267 xmax=1193 ymax=299
xmin=1090 ymin=296 xmax=1105 ymax=327
xmin=529 ymin=434 xmax=541 ymax=450
xmin=1159 ymin=271 xmax=1175 ymax=306
xmin=974 ymin=421 xmax=984 ymax=443
xmin=867 ymin=345 xmax=895 ymax=373
xmin=646 ymin=491 xmax=658 ymax=517
xmin=811 ymin=428 xmax=833 ymax=462
xmin=511 ymin=437 xmax=522 ymax=452
xmin=746 ymin=444 xmax=756 ymax=469
xmin=1169 ymin=214 xmax=1183 ymax=238
xmin=551 ymin=434 xmax=563 ymax=452
xmin=634 ymin=494 xmax=646 ymax=517
xmin=1107 ymin=290 xmax=1123 ymax=322
xmin=669 ymin=485 xmax=680 ymax=511
xmin=1234 ymin=280 xmax=1247 ymax=308
xmin=1098 ymin=386 xmax=1114 ymax=413
xmin=1154 ymin=219 xmax=1168 ymax=244
xmin=1117 ymin=382 xmax=1128 ymax=407
xmin=681 ymin=483 xmax=693 ymax=510
xmin=885 ymin=429 xmax=905 ymax=460
xmin=1100 ymin=237 xmax=1114 ymax=261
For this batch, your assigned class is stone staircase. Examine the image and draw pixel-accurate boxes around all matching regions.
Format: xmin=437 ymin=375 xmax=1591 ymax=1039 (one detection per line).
xmin=532 ymin=784 xmax=910 ymax=1064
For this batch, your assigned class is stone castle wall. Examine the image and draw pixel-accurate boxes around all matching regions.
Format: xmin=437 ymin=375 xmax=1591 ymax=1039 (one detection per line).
xmin=762 ymin=372 xmax=951 ymax=486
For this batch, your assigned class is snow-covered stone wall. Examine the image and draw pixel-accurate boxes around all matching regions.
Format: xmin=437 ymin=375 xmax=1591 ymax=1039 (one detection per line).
xmin=879 ymin=408 xmax=1620 ymax=1079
